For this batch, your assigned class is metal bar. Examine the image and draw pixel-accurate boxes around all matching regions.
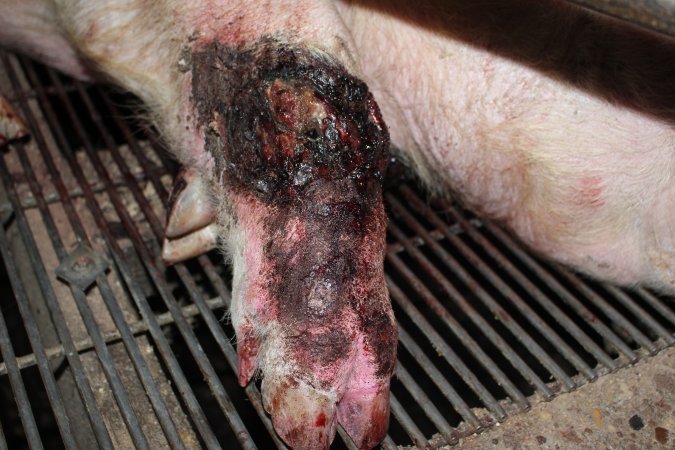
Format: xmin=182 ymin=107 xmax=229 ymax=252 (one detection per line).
xmin=635 ymin=288 xmax=675 ymax=327
xmin=408 ymin=187 xmax=616 ymax=373
xmin=60 ymin=75 xmax=256 ymax=449
xmin=137 ymin=256 xmax=257 ymax=449
xmin=396 ymin=363 xmax=457 ymax=446
xmin=397 ymin=188 xmax=599 ymax=382
xmin=27 ymin=60 xmax=190 ymax=450
xmin=13 ymin=141 xmax=151 ymax=450
xmin=389 ymin=194 xmax=563 ymax=397
xmin=173 ymin=262 xmax=286 ymax=450
xmin=93 ymin=278 xmax=190 ymax=450
xmin=99 ymin=89 xmax=288 ymax=449
xmin=389 ymin=394 xmax=429 ymax=449
xmin=388 ymin=250 xmax=540 ymax=405
xmin=0 ymin=301 xmax=44 ymax=450
xmin=0 ymin=173 xmax=159 ymax=212
xmin=0 ymin=419 xmax=7 ymax=450
xmin=0 ymin=224 xmax=77 ymax=449
xmin=386 ymin=258 xmax=508 ymax=420
xmin=20 ymin=59 xmax=181 ymax=450
xmin=557 ymin=270 xmax=657 ymax=353
xmin=0 ymin=152 xmax=114 ymax=450
xmin=387 ymin=209 xmax=577 ymax=393
xmin=604 ymin=285 xmax=674 ymax=344
xmin=18 ymin=52 xmax=218 ymax=448
xmin=565 ymin=0 xmax=675 ymax=38
xmin=388 ymin=220 xmax=558 ymax=401
xmin=1 ymin=53 xmax=115 ymax=450
xmin=388 ymin=281 xmax=481 ymax=429
xmin=108 ymin=251 xmax=222 ymax=449
xmin=388 ymin=251 xmax=532 ymax=419
xmin=482 ymin=220 xmax=639 ymax=363
xmin=33 ymin=66 xmax=221 ymax=449
xmin=336 ymin=427 xmax=359 ymax=450
xmin=0 ymin=297 xmax=226 ymax=376
xmin=4 ymin=82 xmax=79 ymax=104
xmin=380 ymin=435 xmax=398 ymax=450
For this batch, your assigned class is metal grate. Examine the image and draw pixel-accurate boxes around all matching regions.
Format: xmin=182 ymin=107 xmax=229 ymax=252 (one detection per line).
xmin=0 ymin=52 xmax=673 ymax=450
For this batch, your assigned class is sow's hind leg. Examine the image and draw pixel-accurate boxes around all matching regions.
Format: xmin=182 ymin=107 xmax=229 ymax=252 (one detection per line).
xmin=0 ymin=0 xmax=93 ymax=143
xmin=0 ymin=0 xmax=93 ymax=80
xmin=166 ymin=40 xmax=398 ymax=450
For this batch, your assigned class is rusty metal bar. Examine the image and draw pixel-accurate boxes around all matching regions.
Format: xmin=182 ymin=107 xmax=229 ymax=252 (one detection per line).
xmin=387 ymin=217 xmax=564 ymax=397
xmin=390 ymin=394 xmax=429 ymax=448
xmin=108 ymin=250 xmax=221 ymax=449
xmin=21 ymin=57 xmax=189 ymax=450
xmin=0 ymin=297 xmax=226 ymax=376
xmin=93 ymin=71 xmax=287 ymax=449
xmin=396 ymin=363 xmax=457 ymax=446
xmin=565 ymin=0 xmax=675 ymax=38
xmin=604 ymin=285 xmax=674 ymax=344
xmin=1 ymin=54 xmax=115 ymax=450
xmin=0 ymin=220 xmax=77 ymax=449
xmin=43 ymin=65 xmax=253 ymax=448
xmin=13 ymin=140 xmax=152 ymax=450
xmin=482 ymin=220 xmax=639 ymax=363
xmin=66 ymin=81 xmax=256 ymax=450
xmin=0 ymin=147 xmax=115 ymax=450
xmin=397 ymin=187 xmax=599 ymax=382
xmin=0 ymin=296 xmax=44 ymax=450
xmin=18 ymin=57 xmax=218 ymax=447
xmin=636 ymin=289 xmax=675 ymax=327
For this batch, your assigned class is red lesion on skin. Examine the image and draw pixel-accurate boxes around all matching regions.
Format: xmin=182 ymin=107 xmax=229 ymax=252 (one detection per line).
xmin=576 ymin=175 xmax=605 ymax=208
xmin=315 ymin=412 xmax=327 ymax=427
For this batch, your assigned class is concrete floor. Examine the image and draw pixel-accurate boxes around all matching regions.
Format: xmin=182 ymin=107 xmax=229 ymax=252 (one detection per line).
xmin=448 ymin=346 xmax=674 ymax=450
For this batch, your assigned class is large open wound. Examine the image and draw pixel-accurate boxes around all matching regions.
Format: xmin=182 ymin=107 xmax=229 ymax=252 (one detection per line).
xmin=189 ymin=36 xmax=390 ymax=205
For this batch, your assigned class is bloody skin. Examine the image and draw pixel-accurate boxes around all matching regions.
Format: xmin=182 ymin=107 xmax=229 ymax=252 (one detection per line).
xmin=190 ymin=38 xmax=397 ymax=448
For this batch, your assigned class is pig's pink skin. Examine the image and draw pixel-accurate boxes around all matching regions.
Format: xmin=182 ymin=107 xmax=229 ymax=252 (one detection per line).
xmin=339 ymin=0 xmax=675 ymax=293
xmin=5 ymin=0 xmax=672 ymax=292
xmin=226 ymin=186 xmax=395 ymax=450
xmin=2 ymin=4 xmax=675 ymax=450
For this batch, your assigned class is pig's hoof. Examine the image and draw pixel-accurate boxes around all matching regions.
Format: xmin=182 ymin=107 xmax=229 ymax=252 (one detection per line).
xmin=336 ymin=387 xmax=390 ymax=450
xmin=161 ymin=167 xmax=218 ymax=264
xmin=239 ymin=325 xmax=395 ymax=450
xmin=0 ymin=95 xmax=28 ymax=145
xmin=260 ymin=371 xmax=391 ymax=450
xmin=262 ymin=377 xmax=338 ymax=450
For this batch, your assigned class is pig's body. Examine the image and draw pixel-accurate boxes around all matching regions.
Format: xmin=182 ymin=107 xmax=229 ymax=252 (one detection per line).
xmin=341 ymin=0 xmax=675 ymax=293
xmin=1 ymin=0 xmax=674 ymax=449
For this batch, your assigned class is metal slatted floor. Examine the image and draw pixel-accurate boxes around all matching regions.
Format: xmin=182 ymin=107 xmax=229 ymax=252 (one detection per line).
xmin=0 ymin=52 xmax=673 ymax=449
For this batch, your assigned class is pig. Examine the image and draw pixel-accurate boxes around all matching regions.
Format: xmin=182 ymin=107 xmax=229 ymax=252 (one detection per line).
xmin=1 ymin=0 xmax=674 ymax=449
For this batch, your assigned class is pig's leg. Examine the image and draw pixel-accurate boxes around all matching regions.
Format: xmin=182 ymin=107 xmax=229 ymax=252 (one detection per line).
xmin=0 ymin=0 xmax=93 ymax=80
xmin=0 ymin=96 xmax=28 ymax=144
xmin=161 ymin=167 xmax=219 ymax=264
xmin=186 ymin=41 xmax=397 ymax=450
xmin=341 ymin=0 xmax=675 ymax=294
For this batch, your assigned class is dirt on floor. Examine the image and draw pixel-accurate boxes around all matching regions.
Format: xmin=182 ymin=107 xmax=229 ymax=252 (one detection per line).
xmin=449 ymin=346 xmax=674 ymax=450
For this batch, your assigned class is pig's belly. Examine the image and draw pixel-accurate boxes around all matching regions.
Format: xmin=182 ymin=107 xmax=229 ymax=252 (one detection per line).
xmin=371 ymin=46 xmax=675 ymax=293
